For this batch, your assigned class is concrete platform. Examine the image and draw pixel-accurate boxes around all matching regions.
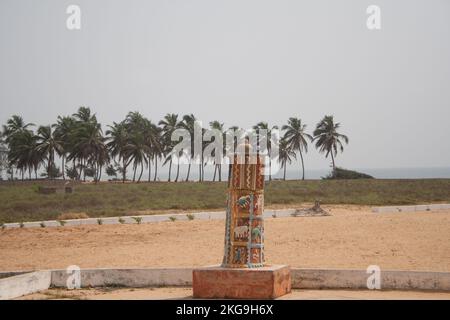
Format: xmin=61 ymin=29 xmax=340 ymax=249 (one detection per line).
xmin=192 ymin=265 xmax=291 ymax=299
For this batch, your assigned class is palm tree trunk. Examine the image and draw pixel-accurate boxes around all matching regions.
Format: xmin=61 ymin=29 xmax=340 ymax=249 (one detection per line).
xmin=299 ymin=150 xmax=305 ymax=180
xmin=148 ymin=158 xmax=151 ymax=182
xmin=62 ymin=155 xmax=65 ymax=180
xmin=168 ymin=159 xmax=172 ymax=182
xmin=185 ymin=163 xmax=191 ymax=181
xmin=175 ymin=161 xmax=180 ymax=182
xmin=269 ymin=158 xmax=272 ymax=181
xmin=98 ymin=165 xmax=103 ymax=182
xmin=153 ymin=157 xmax=158 ymax=181
xmin=198 ymin=163 xmax=201 ymax=182
xmin=330 ymin=152 xmax=336 ymax=174
xmin=47 ymin=158 xmax=51 ymax=179
xmin=213 ymin=164 xmax=217 ymax=181
xmin=138 ymin=162 xmax=143 ymax=183
xmin=122 ymin=158 xmax=126 ymax=183
xmin=219 ymin=164 xmax=222 ymax=182
xmin=133 ymin=163 xmax=137 ymax=182
xmin=283 ymin=163 xmax=287 ymax=180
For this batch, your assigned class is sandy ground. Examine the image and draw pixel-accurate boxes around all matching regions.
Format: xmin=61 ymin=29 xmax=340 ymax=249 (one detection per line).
xmin=0 ymin=205 xmax=449 ymax=272
xmin=18 ymin=287 xmax=450 ymax=300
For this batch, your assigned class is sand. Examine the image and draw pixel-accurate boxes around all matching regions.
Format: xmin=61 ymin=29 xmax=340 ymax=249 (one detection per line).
xmin=0 ymin=205 xmax=449 ymax=272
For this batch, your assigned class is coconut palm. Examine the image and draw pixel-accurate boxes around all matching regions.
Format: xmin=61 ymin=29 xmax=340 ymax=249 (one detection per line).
xmin=282 ymin=117 xmax=312 ymax=180
xmin=313 ymin=115 xmax=349 ymax=172
xmin=180 ymin=114 xmax=197 ymax=181
xmin=69 ymin=107 xmax=105 ymax=181
xmin=36 ymin=125 xmax=63 ymax=179
xmin=2 ymin=115 xmax=35 ymax=179
xmin=54 ymin=116 xmax=76 ymax=180
xmin=106 ymin=121 xmax=130 ymax=183
xmin=278 ymin=138 xmax=296 ymax=180
xmin=7 ymin=129 xmax=43 ymax=180
xmin=159 ymin=114 xmax=180 ymax=182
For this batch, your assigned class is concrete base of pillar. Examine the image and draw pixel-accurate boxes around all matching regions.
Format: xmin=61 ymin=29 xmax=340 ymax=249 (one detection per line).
xmin=192 ymin=265 xmax=291 ymax=299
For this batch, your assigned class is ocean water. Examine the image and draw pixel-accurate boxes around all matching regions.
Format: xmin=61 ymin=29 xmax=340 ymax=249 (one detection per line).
xmin=4 ymin=166 xmax=449 ymax=182
xmin=135 ymin=166 xmax=450 ymax=181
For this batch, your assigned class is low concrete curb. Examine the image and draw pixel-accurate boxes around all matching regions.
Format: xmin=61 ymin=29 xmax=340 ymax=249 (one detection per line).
xmin=2 ymin=267 xmax=449 ymax=299
xmin=2 ymin=209 xmax=296 ymax=229
xmin=372 ymin=204 xmax=450 ymax=213
xmin=0 ymin=271 xmax=51 ymax=300
xmin=51 ymin=268 xmax=192 ymax=288
xmin=291 ymin=268 xmax=450 ymax=291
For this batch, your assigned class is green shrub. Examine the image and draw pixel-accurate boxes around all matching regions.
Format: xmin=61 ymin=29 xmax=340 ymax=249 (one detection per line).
xmin=40 ymin=222 xmax=46 ymax=228
xmin=97 ymin=218 xmax=103 ymax=225
xmin=19 ymin=222 xmax=24 ymax=228
xmin=323 ymin=167 xmax=374 ymax=180
xmin=118 ymin=217 xmax=125 ymax=224
xmin=132 ymin=217 xmax=142 ymax=224
xmin=186 ymin=214 xmax=195 ymax=221
xmin=58 ymin=220 xmax=66 ymax=226
xmin=169 ymin=216 xmax=177 ymax=222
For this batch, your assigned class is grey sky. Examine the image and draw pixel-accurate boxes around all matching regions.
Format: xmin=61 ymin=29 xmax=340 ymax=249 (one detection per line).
xmin=1 ymin=0 xmax=449 ymax=172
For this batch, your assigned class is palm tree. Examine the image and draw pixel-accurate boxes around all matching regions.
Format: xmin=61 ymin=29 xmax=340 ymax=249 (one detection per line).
xmin=36 ymin=125 xmax=63 ymax=179
xmin=282 ymin=117 xmax=312 ymax=180
xmin=151 ymin=126 xmax=163 ymax=181
xmin=313 ymin=115 xmax=349 ymax=172
xmin=54 ymin=116 xmax=76 ymax=180
xmin=7 ymin=129 xmax=43 ymax=180
xmin=106 ymin=121 xmax=130 ymax=183
xmin=2 ymin=115 xmax=35 ymax=179
xmin=278 ymin=138 xmax=296 ymax=180
xmin=159 ymin=114 xmax=180 ymax=182
xmin=69 ymin=107 xmax=105 ymax=181
xmin=253 ymin=122 xmax=278 ymax=181
xmin=2 ymin=115 xmax=33 ymax=141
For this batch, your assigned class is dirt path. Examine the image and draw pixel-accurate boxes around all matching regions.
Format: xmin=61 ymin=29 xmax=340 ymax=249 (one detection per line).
xmin=1 ymin=205 xmax=449 ymax=272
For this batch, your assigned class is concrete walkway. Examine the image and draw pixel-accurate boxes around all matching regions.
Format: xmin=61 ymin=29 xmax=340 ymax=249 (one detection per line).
xmin=17 ymin=287 xmax=450 ymax=300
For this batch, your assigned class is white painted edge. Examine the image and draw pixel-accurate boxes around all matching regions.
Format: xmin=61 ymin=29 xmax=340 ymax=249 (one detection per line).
xmin=1 ymin=209 xmax=296 ymax=229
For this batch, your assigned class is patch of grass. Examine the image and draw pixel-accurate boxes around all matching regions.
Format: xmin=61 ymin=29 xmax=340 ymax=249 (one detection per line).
xmin=169 ymin=216 xmax=177 ymax=222
xmin=1 ymin=179 xmax=450 ymax=223
xmin=97 ymin=218 xmax=103 ymax=225
xmin=186 ymin=213 xmax=195 ymax=221
xmin=57 ymin=220 xmax=66 ymax=226
xmin=132 ymin=217 xmax=142 ymax=224
xmin=118 ymin=217 xmax=125 ymax=224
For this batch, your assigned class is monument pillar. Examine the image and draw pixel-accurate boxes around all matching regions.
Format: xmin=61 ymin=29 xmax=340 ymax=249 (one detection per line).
xmin=193 ymin=143 xmax=291 ymax=299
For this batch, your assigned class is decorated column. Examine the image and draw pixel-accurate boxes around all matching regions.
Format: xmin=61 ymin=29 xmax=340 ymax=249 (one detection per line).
xmin=193 ymin=142 xmax=291 ymax=299
xmin=222 ymin=143 xmax=265 ymax=268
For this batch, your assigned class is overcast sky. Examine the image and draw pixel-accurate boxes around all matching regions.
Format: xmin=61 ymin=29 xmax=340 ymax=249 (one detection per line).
xmin=1 ymin=0 xmax=449 ymax=172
